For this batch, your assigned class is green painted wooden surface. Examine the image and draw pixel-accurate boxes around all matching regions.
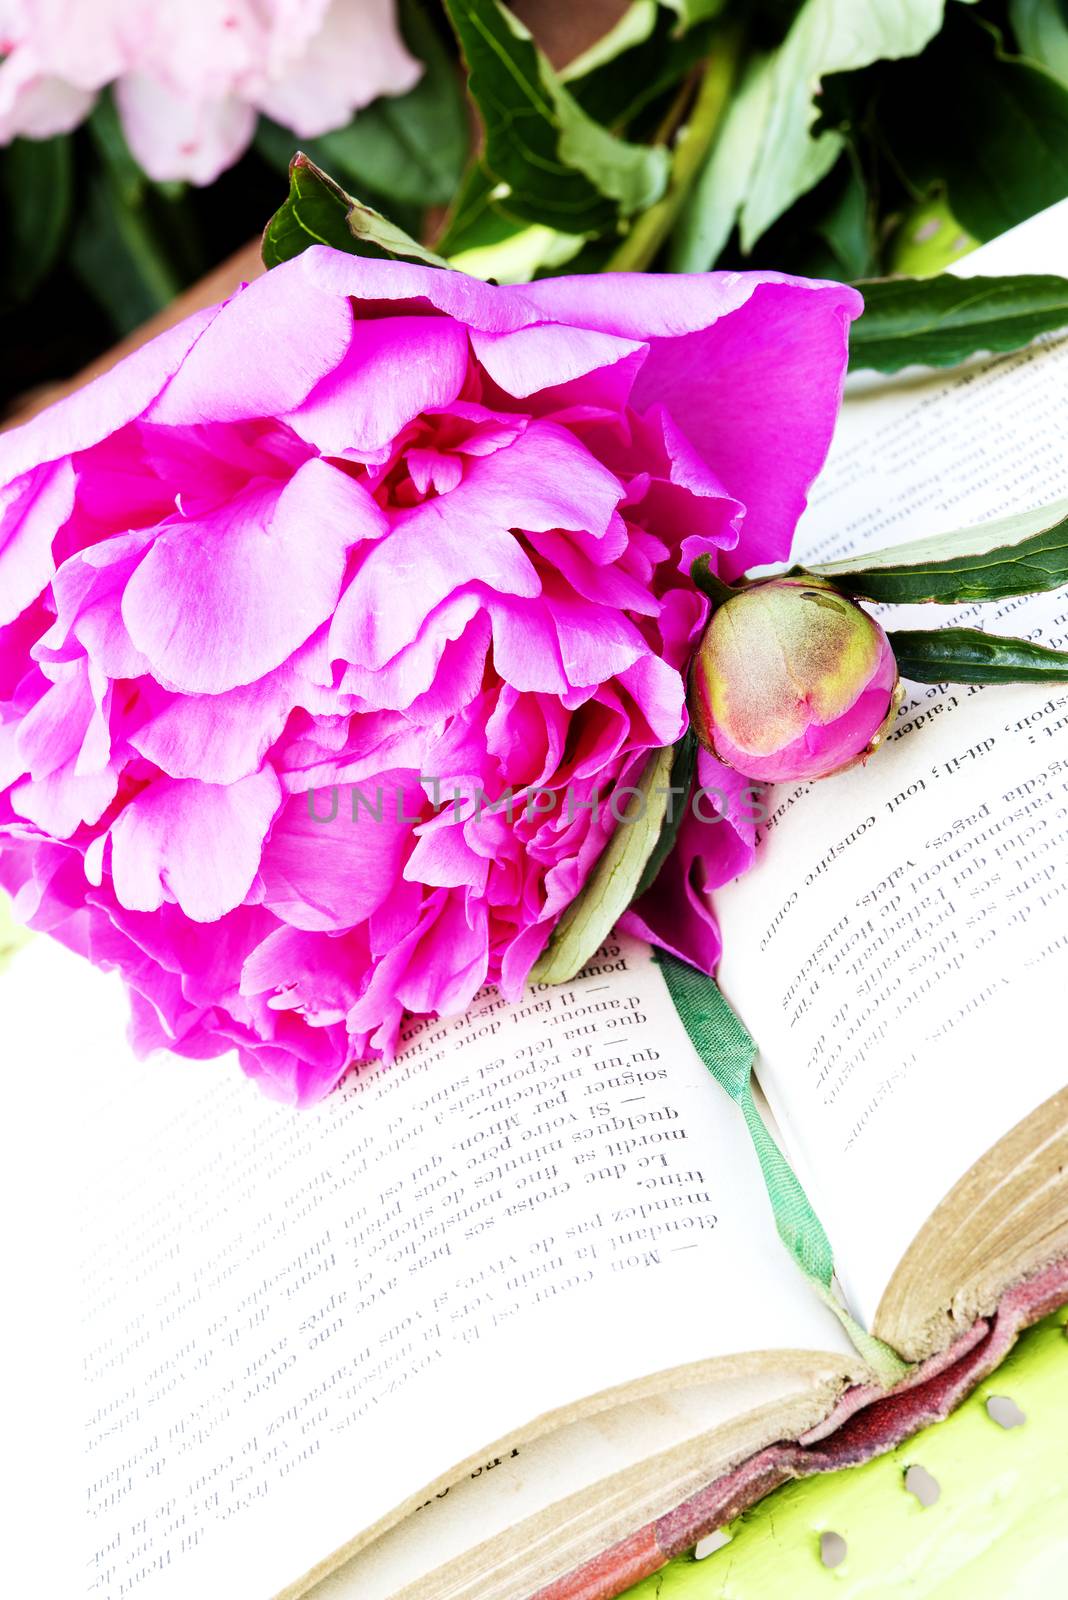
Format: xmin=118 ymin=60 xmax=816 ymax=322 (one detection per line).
xmin=624 ymin=1305 xmax=1068 ymax=1599
xmin=0 ymin=892 xmax=28 ymax=972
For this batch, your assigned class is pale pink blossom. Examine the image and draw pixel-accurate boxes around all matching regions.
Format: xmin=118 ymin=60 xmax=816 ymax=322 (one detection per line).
xmin=0 ymin=0 xmax=420 ymax=183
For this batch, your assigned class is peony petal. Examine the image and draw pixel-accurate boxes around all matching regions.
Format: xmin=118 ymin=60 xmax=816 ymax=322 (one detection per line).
xmin=285 ymin=314 xmax=470 ymax=456
xmin=258 ymin=774 xmax=419 ymax=932
xmin=110 ymin=768 xmax=282 ymax=922
xmin=297 ymin=244 xmax=542 ymax=335
xmin=15 ymin=660 xmax=94 ymax=779
xmin=504 ymin=271 xmax=859 ymax=575
xmin=122 ymin=457 xmax=381 ymax=694
xmin=36 ymin=529 xmax=154 ymax=679
xmin=397 ymin=892 xmax=488 ymax=1017
xmin=470 ymin=322 xmax=645 ymax=400
xmin=486 ymin=597 xmax=568 ymax=695
xmin=546 ymin=586 xmax=647 ymax=689
xmin=146 ymin=265 xmax=354 ymax=426
xmin=127 ymin=647 xmax=335 ymax=784
xmin=253 ymin=0 xmax=421 ymax=136
xmin=240 ymin=925 xmax=369 ymax=1026
xmin=0 ymin=308 xmax=222 ymax=487
xmin=331 ymin=421 xmax=622 ymax=670
xmin=11 ymin=761 xmax=119 ymax=839
xmin=630 ymin=281 xmax=860 ymax=576
xmin=405 ymin=815 xmax=489 ymax=892
xmin=115 ymin=73 xmax=256 ymax=185
xmin=0 ymin=460 xmax=75 ymax=626
xmin=335 ymin=593 xmax=486 ymax=711
xmin=0 ymin=60 xmax=96 ymax=142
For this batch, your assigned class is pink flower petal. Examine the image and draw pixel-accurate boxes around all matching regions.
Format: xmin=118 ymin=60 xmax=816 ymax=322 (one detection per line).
xmin=127 ymin=647 xmax=334 ymax=784
xmin=146 ymin=268 xmax=354 ymax=426
xmin=330 ymin=421 xmax=622 ymax=670
xmin=285 ymin=314 xmax=470 ymax=456
xmin=258 ymin=773 xmax=420 ymax=932
xmin=122 ymin=458 xmax=380 ymax=694
xmin=0 ymin=461 xmax=75 ymax=627
xmin=110 ymin=768 xmax=282 ymax=922
xmin=0 ymin=309 xmax=222 ymax=487
xmin=470 ymin=322 xmax=645 ymax=399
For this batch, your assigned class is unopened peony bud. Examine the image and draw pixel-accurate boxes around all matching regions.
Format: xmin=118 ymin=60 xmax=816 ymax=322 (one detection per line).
xmin=690 ymin=578 xmax=902 ymax=782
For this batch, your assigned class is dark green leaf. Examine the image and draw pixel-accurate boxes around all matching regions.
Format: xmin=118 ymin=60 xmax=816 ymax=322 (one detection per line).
xmin=849 ymin=272 xmax=1068 ymax=372
xmin=566 ymin=7 xmax=716 ymax=136
xmin=70 ymin=168 xmax=182 ymax=334
xmin=88 ymin=93 xmax=147 ymax=207
xmin=2 ymin=134 xmax=73 ymax=302
xmin=737 ymin=0 xmax=965 ymax=252
xmin=255 ymin=120 xmax=426 ymax=242
xmin=890 ymin=626 xmax=1068 ymax=683
xmin=261 ymin=153 xmax=447 ymax=269
xmin=884 ymin=13 xmax=1068 ymax=244
xmin=803 ymin=499 xmax=1068 ymax=604
xmin=443 ymin=0 xmax=668 ymax=233
xmin=530 ymin=744 xmax=677 ymax=984
xmin=811 ymin=148 xmax=874 ymax=280
xmin=634 ymin=732 xmax=698 ymax=899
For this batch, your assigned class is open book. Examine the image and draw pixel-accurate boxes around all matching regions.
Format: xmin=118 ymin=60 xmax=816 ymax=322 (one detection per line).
xmin=5 ymin=204 xmax=1068 ymax=1600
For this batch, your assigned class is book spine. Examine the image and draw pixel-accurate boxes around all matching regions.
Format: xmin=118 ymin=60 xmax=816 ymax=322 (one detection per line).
xmin=529 ymin=1253 xmax=1068 ymax=1600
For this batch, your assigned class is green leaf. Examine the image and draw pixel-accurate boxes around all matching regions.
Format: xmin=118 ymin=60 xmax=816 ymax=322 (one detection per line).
xmin=88 ymin=93 xmax=147 ymax=207
xmin=442 ymin=0 xmax=668 ymax=233
xmin=849 ymin=273 xmax=1068 ymax=372
xmin=890 ymin=626 xmax=1068 ymax=683
xmin=634 ymin=733 xmax=698 ymax=899
xmin=70 ymin=168 xmax=182 ymax=335
xmin=1 ymin=134 xmax=73 ymax=302
xmin=884 ymin=13 xmax=1068 ymax=244
xmin=738 ymin=0 xmax=975 ymax=251
xmin=0 ymin=890 xmax=31 ymax=975
xmin=530 ymin=744 xmax=677 ymax=985
xmin=803 ymin=498 xmax=1068 ymax=604
xmin=1010 ymin=0 xmax=1068 ymax=85
xmin=262 ymin=153 xmax=448 ymax=269
xmin=669 ymin=50 xmax=774 ymax=270
xmin=449 ymin=220 xmax=586 ymax=281
xmin=565 ymin=4 xmax=716 ymax=136
xmin=811 ymin=149 xmax=874 ymax=280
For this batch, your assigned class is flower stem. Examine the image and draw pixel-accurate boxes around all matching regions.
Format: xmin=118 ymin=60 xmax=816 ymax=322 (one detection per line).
xmin=604 ymin=29 xmax=742 ymax=275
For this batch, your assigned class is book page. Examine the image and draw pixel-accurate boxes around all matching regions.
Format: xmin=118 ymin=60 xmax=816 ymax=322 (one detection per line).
xmin=714 ymin=201 xmax=1068 ymax=1329
xmin=1 ymin=931 xmax=852 ymax=1600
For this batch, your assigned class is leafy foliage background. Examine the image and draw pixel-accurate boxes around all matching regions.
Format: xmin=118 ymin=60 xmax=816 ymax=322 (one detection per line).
xmin=6 ymin=0 xmax=1068 ymax=410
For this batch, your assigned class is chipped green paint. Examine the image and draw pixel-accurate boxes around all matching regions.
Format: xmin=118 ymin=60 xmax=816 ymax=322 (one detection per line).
xmin=624 ymin=1305 xmax=1068 ymax=1597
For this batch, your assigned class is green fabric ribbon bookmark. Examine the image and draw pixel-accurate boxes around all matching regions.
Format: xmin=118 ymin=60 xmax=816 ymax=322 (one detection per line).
xmin=656 ymin=950 xmax=908 ymax=1385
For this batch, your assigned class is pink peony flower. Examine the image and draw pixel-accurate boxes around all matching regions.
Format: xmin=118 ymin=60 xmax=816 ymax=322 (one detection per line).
xmin=0 ymin=250 xmax=860 ymax=1101
xmin=689 ymin=577 xmax=902 ymax=782
xmin=0 ymin=1 xmax=420 ymax=184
